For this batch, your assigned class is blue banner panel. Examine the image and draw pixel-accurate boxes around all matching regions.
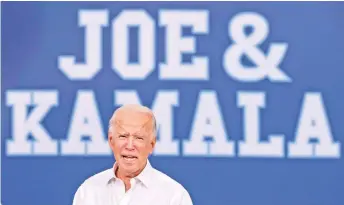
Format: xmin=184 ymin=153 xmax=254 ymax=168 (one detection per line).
xmin=2 ymin=2 xmax=344 ymax=205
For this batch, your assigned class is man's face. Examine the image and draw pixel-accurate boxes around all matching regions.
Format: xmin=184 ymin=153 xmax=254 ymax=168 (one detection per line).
xmin=109 ymin=110 xmax=156 ymax=176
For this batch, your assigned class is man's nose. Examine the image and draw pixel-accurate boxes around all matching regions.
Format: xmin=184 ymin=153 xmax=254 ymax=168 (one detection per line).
xmin=125 ymin=136 xmax=134 ymax=149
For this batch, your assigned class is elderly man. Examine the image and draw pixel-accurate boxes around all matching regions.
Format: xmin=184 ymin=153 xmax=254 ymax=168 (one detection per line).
xmin=72 ymin=104 xmax=193 ymax=205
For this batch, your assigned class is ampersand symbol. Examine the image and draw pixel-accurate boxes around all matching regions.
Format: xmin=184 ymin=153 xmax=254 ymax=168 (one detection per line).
xmin=223 ymin=12 xmax=291 ymax=82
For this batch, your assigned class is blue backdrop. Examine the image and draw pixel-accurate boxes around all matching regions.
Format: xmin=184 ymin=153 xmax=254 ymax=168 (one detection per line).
xmin=2 ymin=2 xmax=344 ymax=205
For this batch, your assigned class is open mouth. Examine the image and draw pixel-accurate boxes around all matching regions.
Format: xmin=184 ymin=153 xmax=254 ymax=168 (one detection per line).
xmin=121 ymin=155 xmax=138 ymax=161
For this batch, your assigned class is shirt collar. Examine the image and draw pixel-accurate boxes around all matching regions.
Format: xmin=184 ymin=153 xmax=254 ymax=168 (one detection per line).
xmin=107 ymin=160 xmax=154 ymax=188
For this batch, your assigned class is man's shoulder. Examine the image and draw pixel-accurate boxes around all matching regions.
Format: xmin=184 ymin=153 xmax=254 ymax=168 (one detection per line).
xmin=73 ymin=168 xmax=113 ymax=202
xmin=81 ymin=168 xmax=113 ymax=187
xmin=151 ymin=168 xmax=192 ymax=203
xmin=151 ymin=168 xmax=188 ymax=192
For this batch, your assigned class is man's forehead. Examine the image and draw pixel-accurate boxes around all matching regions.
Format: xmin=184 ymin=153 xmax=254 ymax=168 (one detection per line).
xmin=114 ymin=118 xmax=151 ymax=128
xmin=114 ymin=119 xmax=153 ymax=136
xmin=114 ymin=112 xmax=153 ymax=129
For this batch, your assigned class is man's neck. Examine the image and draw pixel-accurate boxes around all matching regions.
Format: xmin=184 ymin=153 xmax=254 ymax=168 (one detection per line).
xmin=114 ymin=161 xmax=148 ymax=191
xmin=115 ymin=169 xmax=131 ymax=191
xmin=115 ymin=167 xmax=142 ymax=192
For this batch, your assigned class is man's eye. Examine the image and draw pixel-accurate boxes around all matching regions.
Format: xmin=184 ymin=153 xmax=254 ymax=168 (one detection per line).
xmin=119 ymin=135 xmax=126 ymax=138
xmin=136 ymin=136 xmax=144 ymax=140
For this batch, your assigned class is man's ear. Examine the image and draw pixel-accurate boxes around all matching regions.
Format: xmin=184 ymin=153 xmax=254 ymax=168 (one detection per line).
xmin=150 ymin=136 xmax=156 ymax=152
xmin=108 ymin=131 xmax=114 ymax=149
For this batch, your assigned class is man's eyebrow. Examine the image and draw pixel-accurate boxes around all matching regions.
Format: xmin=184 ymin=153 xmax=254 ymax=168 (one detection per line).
xmin=117 ymin=132 xmax=129 ymax=136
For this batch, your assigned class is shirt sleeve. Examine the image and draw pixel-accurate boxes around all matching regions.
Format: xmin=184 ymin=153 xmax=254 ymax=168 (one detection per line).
xmin=72 ymin=185 xmax=85 ymax=205
xmin=171 ymin=187 xmax=193 ymax=205
xmin=179 ymin=189 xmax=193 ymax=205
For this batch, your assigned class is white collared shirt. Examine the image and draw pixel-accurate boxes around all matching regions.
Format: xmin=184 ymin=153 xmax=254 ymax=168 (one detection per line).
xmin=72 ymin=161 xmax=193 ymax=205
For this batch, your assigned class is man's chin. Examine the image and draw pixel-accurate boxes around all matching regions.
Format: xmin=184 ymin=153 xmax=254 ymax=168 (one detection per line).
xmin=119 ymin=164 xmax=140 ymax=177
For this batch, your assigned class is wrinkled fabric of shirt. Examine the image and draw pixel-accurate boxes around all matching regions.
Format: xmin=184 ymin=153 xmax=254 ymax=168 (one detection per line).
xmin=72 ymin=160 xmax=193 ymax=205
